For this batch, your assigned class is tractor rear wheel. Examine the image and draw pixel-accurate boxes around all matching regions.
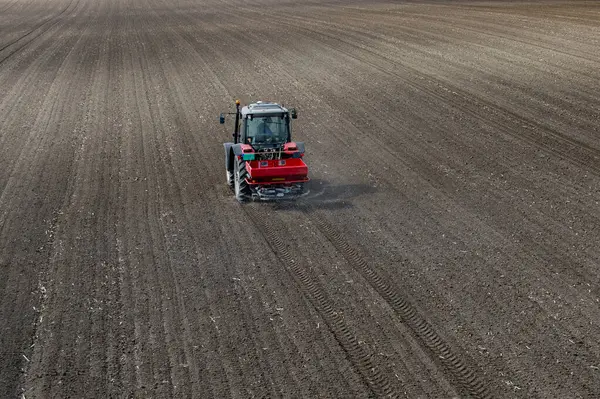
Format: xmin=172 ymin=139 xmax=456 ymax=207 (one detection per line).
xmin=234 ymin=159 xmax=251 ymax=201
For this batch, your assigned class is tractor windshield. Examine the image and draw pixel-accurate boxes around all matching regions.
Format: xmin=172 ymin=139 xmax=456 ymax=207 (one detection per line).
xmin=244 ymin=114 xmax=289 ymax=145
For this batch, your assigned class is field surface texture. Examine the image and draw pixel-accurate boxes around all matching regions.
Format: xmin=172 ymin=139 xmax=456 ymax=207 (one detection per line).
xmin=1 ymin=0 xmax=600 ymax=397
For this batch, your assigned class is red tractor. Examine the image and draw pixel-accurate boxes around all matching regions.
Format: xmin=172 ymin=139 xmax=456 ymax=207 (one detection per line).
xmin=220 ymin=100 xmax=309 ymax=201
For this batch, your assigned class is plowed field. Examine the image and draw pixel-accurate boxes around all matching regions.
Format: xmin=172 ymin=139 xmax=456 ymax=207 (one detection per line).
xmin=2 ymin=0 xmax=600 ymax=397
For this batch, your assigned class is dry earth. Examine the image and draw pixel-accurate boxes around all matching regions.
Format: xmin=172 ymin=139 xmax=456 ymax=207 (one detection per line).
xmin=1 ymin=0 xmax=600 ymax=397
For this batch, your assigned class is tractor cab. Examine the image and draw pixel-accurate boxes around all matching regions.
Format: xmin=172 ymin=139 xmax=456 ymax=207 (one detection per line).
xmin=239 ymin=102 xmax=295 ymax=148
xmin=243 ymin=114 xmax=289 ymax=146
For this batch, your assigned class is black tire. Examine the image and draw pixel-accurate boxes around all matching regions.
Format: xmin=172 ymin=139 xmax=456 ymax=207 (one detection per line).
xmin=234 ymin=159 xmax=251 ymax=201
xmin=226 ymin=169 xmax=233 ymax=188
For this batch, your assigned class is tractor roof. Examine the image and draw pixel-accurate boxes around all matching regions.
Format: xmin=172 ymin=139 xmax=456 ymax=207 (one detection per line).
xmin=241 ymin=101 xmax=289 ymax=117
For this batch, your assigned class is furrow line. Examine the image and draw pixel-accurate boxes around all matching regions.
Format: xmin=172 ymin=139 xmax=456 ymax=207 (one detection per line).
xmin=305 ymin=211 xmax=492 ymax=399
xmin=244 ymin=205 xmax=398 ymax=398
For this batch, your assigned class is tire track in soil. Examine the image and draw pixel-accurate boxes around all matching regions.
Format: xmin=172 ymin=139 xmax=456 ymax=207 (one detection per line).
xmin=0 ymin=0 xmax=45 ymax=35
xmin=310 ymin=170 xmax=600 ymax=396
xmin=0 ymin=17 xmax=74 ymax=106
xmin=302 ymin=209 xmax=492 ymax=399
xmin=0 ymin=0 xmax=79 ymax=65
xmin=243 ymin=205 xmax=397 ymax=398
xmin=303 ymin=51 xmax=595 ymax=395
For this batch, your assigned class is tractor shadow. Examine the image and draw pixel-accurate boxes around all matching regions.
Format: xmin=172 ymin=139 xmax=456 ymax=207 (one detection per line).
xmin=269 ymin=178 xmax=377 ymax=212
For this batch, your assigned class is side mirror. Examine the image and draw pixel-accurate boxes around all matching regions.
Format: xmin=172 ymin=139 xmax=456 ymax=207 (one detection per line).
xmin=290 ymin=108 xmax=298 ymax=119
xmin=219 ymin=114 xmax=225 ymax=124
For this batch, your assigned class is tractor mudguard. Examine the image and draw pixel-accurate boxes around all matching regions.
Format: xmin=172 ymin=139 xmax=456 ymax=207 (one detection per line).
xmin=295 ymin=142 xmax=305 ymax=154
xmin=284 ymin=142 xmax=305 ymax=158
xmin=231 ymin=143 xmax=245 ymax=156
xmin=224 ymin=143 xmax=246 ymax=172
xmin=223 ymin=142 xmax=234 ymax=170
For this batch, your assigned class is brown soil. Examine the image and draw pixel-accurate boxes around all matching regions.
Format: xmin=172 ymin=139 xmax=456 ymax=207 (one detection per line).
xmin=1 ymin=0 xmax=600 ymax=397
